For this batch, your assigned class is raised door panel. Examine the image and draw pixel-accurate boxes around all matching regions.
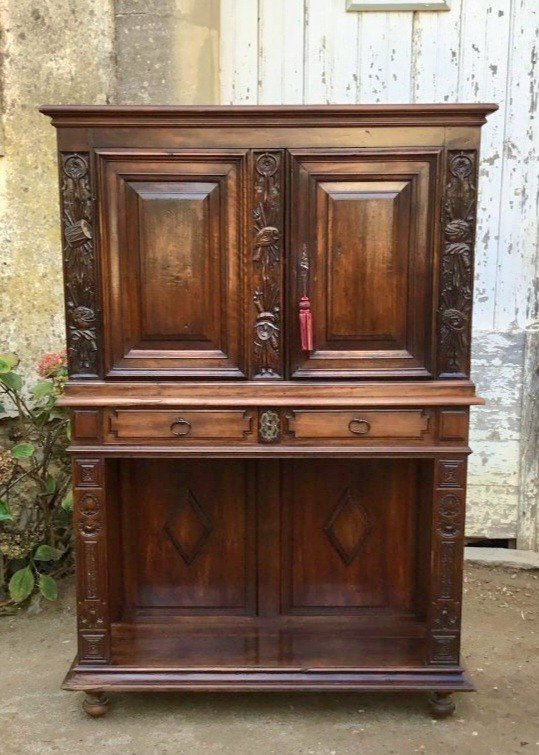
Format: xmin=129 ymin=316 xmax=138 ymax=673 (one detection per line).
xmin=281 ymin=459 xmax=419 ymax=614
xmin=98 ymin=151 xmax=247 ymax=377
xmin=120 ymin=460 xmax=256 ymax=616
xmin=289 ymin=150 xmax=441 ymax=378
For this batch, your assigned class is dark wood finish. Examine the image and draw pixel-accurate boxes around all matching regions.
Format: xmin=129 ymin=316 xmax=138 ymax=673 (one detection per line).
xmin=437 ymin=151 xmax=478 ymax=379
xmin=289 ymin=150 xmax=440 ymax=378
xmin=250 ymin=151 xmax=285 ymax=379
xmin=59 ymin=153 xmax=101 ymax=378
xmin=98 ymin=151 xmax=247 ymax=378
xmin=41 ymin=104 xmax=496 ymax=717
xmin=82 ymin=691 xmax=109 ymax=718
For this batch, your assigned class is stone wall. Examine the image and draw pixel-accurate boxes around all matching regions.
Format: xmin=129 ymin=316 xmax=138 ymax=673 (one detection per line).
xmin=0 ymin=0 xmax=219 ymax=375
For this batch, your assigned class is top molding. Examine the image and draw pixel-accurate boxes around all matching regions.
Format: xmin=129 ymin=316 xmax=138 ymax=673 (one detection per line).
xmin=40 ymin=103 xmax=498 ymax=129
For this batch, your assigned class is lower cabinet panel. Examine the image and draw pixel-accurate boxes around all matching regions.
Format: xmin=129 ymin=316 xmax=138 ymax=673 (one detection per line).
xmin=114 ymin=458 xmax=432 ymax=669
xmin=120 ymin=460 xmax=256 ymax=615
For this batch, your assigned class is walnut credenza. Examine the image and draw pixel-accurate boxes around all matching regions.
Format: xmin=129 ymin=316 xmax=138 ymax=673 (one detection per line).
xmin=41 ymin=104 xmax=496 ymax=718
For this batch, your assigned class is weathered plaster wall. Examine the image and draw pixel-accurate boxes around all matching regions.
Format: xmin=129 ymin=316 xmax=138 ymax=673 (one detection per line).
xmin=0 ymin=0 xmax=116 ymax=374
xmin=115 ymin=0 xmax=219 ymax=105
xmin=220 ymin=0 xmax=539 ymax=546
xmin=0 ymin=0 xmax=219 ymax=378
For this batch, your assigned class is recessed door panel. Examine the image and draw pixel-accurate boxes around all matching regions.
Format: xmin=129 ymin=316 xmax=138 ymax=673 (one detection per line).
xmin=281 ymin=459 xmax=418 ymax=614
xmin=99 ymin=151 xmax=247 ymax=377
xmin=289 ymin=150 xmax=441 ymax=378
xmin=120 ymin=460 xmax=256 ymax=616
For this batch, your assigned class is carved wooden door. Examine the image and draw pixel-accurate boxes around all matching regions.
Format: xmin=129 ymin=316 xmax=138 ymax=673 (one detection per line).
xmin=98 ymin=150 xmax=247 ymax=378
xmin=288 ymin=150 xmax=441 ymax=379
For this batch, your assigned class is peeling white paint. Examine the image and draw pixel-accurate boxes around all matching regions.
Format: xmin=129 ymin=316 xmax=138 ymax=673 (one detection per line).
xmin=220 ymin=0 xmax=538 ymax=545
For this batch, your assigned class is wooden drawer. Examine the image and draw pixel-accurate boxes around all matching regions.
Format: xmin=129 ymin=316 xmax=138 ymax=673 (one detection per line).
xmin=108 ymin=410 xmax=255 ymax=443
xmin=284 ymin=409 xmax=432 ymax=443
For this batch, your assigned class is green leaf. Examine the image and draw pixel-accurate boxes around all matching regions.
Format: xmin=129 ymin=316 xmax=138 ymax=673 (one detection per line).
xmin=1 ymin=371 xmax=22 ymax=391
xmin=0 ymin=353 xmax=19 ymax=374
xmin=31 ymin=380 xmax=54 ymax=399
xmin=10 ymin=442 xmax=35 ymax=459
xmin=66 ymin=421 xmax=71 ymax=441
xmin=33 ymin=544 xmax=62 ymax=562
xmin=61 ymin=490 xmax=73 ymax=512
xmin=45 ymin=475 xmax=57 ymax=496
xmin=38 ymin=574 xmax=58 ymax=601
xmin=8 ymin=566 xmax=35 ymax=603
xmin=0 ymin=500 xmax=13 ymax=522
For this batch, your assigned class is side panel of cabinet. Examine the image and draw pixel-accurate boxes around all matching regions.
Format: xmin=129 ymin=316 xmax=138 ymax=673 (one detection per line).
xmin=288 ymin=150 xmax=442 ymax=379
xmin=97 ymin=151 xmax=247 ymax=378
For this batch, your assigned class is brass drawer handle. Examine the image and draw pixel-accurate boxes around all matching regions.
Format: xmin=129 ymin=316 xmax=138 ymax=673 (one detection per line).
xmin=170 ymin=418 xmax=191 ymax=437
xmin=348 ymin=418 xmax=371 ymax=436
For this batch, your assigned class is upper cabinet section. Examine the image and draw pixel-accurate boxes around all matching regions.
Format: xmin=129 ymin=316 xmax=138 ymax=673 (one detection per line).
xmin=42 ymin=104 xmax=496 ymax=382
xmin=289 ymin=150 xmax=441 ymax=379
xmin=98 ymin=150 xmax=247 ymax=378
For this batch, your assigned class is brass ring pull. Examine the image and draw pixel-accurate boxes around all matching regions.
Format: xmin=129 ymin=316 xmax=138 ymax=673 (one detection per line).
xmin=348 ymin=418 xmax=371 ymax=436
xmin=170 ymin=418 xmax=191 ymax=437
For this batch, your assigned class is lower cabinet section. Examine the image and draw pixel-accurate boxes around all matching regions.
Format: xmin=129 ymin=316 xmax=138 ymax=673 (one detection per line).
xmin=70 ymin=456 xmax=466 ymax=681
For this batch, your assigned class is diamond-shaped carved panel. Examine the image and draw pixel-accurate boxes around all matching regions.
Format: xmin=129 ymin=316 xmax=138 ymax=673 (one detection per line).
xmin=164 ymin=489 xmax=212 ymax=566
xmin=324 ymin=488 xmax=373 ymax=566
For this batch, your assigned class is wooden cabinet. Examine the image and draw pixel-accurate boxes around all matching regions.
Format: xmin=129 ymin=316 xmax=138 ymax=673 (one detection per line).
xmin=42 ymin=103 xmax=496 ymax=719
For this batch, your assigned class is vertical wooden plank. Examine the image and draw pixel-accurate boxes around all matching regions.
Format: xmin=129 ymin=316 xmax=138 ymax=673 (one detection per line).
xmin=304 ymin=0 xmax=359 ymax=104
xmin=358 ymin=12 xmax=413 ymax=102
xmin=458 ymin=0 xmax=511 ymax=332
xmin=411 ymin=0 xmax=463 ymax=102
xmin=220 ymin=0 xmax=258 ymax=104
xmin=495 ymin=0 xmax=538 ymax=331
xmin=258 ymin=0 xmax=304 ymax=104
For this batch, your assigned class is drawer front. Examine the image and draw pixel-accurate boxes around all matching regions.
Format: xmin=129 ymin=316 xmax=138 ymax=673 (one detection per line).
xmin=284 ymin=410 xmax=432 ymax=443
xmin=108 ymin=410 xmax=255 ymax=443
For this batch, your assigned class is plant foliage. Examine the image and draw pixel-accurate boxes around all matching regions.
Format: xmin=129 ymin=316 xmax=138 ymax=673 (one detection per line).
xmin=0 ymin=351 xmax=71 ymax=612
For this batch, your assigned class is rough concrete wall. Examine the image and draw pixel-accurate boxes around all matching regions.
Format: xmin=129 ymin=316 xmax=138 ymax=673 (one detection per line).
xmin=115 ymin=0 xmax=219 ymax=104
xmin=0 ymin=0 xmax=116 ymax=373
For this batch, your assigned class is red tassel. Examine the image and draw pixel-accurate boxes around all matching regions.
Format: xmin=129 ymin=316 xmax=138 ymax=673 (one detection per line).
xmin=299 ymin=296 xmax=313 ymax=352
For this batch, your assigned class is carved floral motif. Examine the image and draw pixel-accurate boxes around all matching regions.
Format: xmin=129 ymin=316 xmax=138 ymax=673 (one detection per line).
xmin=60 ymin=153 xmax=99 ymax=376
xmin=438 ymin=150 xmax=477 ymax=377
xmin=252 ymin=151 xmax=283 ymax=378
xmin=78 ymin=493 xmax=101 ymax=538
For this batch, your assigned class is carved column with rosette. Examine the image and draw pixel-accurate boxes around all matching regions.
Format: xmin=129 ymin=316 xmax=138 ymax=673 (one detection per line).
xmin=427 ymin=457 xmax=467 ymax=665
xmin=60 ymin=153 xmax=101 ymax=378
xmin=73 ymin=457 xmax=110 ymax=664
xmin=251 ymin=151 xmax=284 ymax=379
xmin=437 ymin=150 xmax=478 ymax=378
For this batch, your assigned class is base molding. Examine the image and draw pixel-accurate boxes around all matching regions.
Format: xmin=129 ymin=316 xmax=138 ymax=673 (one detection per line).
xmin=63 ymin=660 xmax=474 ymax=693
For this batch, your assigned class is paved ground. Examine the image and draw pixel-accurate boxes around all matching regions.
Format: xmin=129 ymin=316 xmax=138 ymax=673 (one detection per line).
xmin=1 ymin=563 xmax=538 ymax=755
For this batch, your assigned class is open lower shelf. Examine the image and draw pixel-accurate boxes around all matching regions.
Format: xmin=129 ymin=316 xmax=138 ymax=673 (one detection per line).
xmin=109 ymin=616 xmax=427 ymax=670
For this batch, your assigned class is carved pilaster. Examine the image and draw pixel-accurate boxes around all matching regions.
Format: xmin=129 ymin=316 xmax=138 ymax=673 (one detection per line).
xmin=437 ymin=150 xmax=478 ymax=378
xmin=73 ymin=457 xmax=109 ymax=663
xmin=251 ymin=151 xmax=284 ymax=379
xmin=427 ymin=457 xmax=467 ymax=665
xmin=60 ymin=153 xmax=100 ymax=378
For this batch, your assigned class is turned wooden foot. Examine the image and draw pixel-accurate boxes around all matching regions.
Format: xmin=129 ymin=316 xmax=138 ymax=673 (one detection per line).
xmin=82 ymin=691 xmax=109 ymax=718
xmin=428 ymin=692 xmax=455 ymax=718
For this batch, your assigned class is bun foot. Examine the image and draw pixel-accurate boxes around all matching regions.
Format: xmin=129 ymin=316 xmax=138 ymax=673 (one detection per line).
xmin=428 ymin=692 xmax=455 ymax=718
xmin=83 ymin=691 xmax=109 ymax=718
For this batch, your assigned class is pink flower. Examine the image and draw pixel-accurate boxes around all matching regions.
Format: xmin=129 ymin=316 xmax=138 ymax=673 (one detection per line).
xmin=36 ymin=350 xmax=67 ymax=378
